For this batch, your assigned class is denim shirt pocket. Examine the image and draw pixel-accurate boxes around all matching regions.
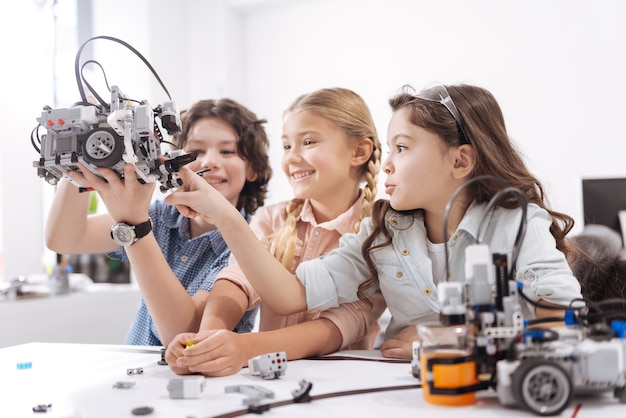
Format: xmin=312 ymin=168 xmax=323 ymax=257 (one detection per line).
xmin=377 ymin=256 xmax=436 ymax=326
xmin=377 ymin=258 xmax=411 ymax=286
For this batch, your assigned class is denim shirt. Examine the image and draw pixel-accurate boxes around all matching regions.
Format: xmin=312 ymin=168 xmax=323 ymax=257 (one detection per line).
xmin=296 ymin=201 xmax=581 ymax=339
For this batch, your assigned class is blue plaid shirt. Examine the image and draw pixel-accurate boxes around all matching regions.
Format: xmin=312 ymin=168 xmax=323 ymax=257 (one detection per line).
xmin=108 ymin=200 xmax=257 ymax=346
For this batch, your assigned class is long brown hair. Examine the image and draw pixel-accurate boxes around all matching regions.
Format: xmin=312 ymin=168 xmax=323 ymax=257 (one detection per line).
xmin=358 ymin=84 xmax=576 ymax=305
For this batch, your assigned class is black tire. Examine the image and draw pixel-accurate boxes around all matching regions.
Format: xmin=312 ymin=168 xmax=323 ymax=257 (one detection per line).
xmin=81 ymin=128 xmax=124 ymax=168
xmin=615 ymin=386 xmax=626 ymax=403
xmin=512 ymin=359 xmax=573 ymax=416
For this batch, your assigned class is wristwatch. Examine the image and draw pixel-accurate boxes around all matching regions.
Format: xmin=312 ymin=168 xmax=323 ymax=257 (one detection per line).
xmin=110 ymin=218 xmax=153 ymax=247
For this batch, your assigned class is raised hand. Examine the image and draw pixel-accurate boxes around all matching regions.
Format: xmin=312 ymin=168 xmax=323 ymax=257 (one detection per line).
xmin=67 ymin=162 xmax=155 ymax=224
xmin=164 ymin=166 xmax=236 ymax=224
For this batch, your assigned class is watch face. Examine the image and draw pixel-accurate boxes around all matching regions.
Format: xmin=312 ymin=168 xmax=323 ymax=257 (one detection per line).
xmin=112 ymin=225 xmax=135 ymax=245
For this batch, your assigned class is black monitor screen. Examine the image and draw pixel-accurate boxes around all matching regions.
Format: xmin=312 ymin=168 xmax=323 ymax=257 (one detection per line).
xmin=582 ymin=178 xmax=626 ymax=234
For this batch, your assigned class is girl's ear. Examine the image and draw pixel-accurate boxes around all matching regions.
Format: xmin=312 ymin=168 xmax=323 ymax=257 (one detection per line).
xmin=451 ymin=144 xmax=476 ymax=178
xmin=351 ymin=137 xmax=374 ymax=166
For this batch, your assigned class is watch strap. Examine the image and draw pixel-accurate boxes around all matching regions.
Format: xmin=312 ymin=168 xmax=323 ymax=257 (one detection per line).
xmin=132 ymin=218 xmax=153 ymax=241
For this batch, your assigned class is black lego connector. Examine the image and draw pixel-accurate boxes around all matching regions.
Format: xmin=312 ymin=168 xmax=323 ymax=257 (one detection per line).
xmin=164 ymin=150 xmax=200 ymax=173
xmin=292 ymin=380 xmax=313 ymax=403
xmin=247 ymin=404 xmax=271 ymax=414
xmin=493 ymin=253 xmax=509 ymax=312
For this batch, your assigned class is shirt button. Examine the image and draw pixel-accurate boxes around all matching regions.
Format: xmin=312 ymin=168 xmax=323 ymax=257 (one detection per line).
xmin=453 ymin=235 xmax=458 ymax=241
xmin=391 ymin=219 xmax=398 ymax=226
xmin=424 ymin=287 xmax=432 ymax=296
xmin=313 ymin=230 xmax=320 ymax=236
xmin=181 ymin=255 xmax=189 ymax=262
xmin=401 ymin=249 xmax=409 ymax=256
xmin=524 ymin=270 xmax=537 ymax=282
xmin=396 ymin=271 xmax=403 ymax=278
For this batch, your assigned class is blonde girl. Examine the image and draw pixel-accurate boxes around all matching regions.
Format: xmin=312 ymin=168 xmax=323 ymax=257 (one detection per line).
xmin=166 ymin=88 xmax=386 ymax=376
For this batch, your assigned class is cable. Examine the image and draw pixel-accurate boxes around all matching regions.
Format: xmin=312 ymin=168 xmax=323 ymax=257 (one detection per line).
xmin=521 ymin=327 xmax=559 ymax=342
xmin=31 ymin=126 xmax=41 ymax=154
xmin=519 ymin=288 xmax=626 ymax=321
xmin=587 ymin=297 xmax=626 ymax=309
xmin=442 ymin=175 xmax=511 ymax=281
xmin=79 ymin=59 xmax=111 ymax=109
xmin=73 ymin=35 xmax=174 ymax=104
xmin=209 ymin=382 xmax=421 ymax=418
xmin=526 ymin=316 xmax=565 ymax=326
xmin=476 ymin=187 xmax=527 ymax=280
xmin=159 ymin=139 xmax=178 ymax=149
xmin=585 ymin=310 xmax=626 ymax=322
xmin=517 ymin=287 xmax=583 ymax=311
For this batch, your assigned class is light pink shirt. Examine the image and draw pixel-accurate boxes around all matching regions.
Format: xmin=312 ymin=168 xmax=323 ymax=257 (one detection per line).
xmin=216 ymin=196 xmax=386 ymax=350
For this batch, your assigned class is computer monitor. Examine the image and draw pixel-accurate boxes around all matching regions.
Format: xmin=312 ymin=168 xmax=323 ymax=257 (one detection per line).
xmin=582 ymin=178 xmax=626 ymax=244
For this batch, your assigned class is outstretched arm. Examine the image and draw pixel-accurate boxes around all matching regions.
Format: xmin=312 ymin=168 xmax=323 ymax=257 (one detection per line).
xmin=165 ymin=166 xmax=307 ymax=315
xmin=68 ymin=163 xmax=210 ymax=346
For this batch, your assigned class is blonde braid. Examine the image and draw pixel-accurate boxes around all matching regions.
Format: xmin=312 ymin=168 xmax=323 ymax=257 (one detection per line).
xmin=355 ymin=143 xmax=381 ymax=233
xmin=269 ymin=199 xmax=305 ymax=269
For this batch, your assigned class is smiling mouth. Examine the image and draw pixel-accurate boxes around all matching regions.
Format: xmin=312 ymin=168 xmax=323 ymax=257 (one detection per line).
xmin=204 ymin=177 xmax=227 ymax=185
xmin=291 ymin=170 xmax=315 ymax=180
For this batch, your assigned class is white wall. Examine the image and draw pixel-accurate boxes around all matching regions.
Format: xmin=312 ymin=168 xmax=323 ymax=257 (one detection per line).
xmin=2 ymin=0 xmax=625 ymax=280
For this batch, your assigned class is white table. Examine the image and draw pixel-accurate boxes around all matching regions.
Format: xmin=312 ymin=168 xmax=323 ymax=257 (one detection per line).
xmin=0 ymin=342 xmax=622 ymax=418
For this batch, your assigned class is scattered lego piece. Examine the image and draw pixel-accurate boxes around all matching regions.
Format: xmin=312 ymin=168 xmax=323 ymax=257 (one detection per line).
xmin=157 ymin=347 xmax=167 ymax=365
xmin=225 ymin=384 xmax=274 ymax=406
xmin=32 ymin=404 xmax=52 ymax=413
xmin=167 ymin=376 xmax=205 ymax=399
xmin=127 ymin=367 xmax=144 ymax=375
xmin=247 ymin=404 xmax=271 ymax=414
xmin=131 ymin=406 xmax=154 ymax=416
xmin=17 ymin=361 xmax=32 ymax=370
xmin=113 ymin=381 xmax=136 ymax=389
xmin=410 ymin=340 xmax=421 ymax=379
xmin=248 ymin=352 xmax=287 ymax=379
xmin=292 ymin=380 xmax=313 ymax=403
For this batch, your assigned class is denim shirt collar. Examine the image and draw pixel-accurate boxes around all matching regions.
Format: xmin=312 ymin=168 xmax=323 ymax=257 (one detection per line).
xmin=385 ymin=208 xmax=419 ymax=231
xmin=455 ymin=201 xmax=494 ymax=243
xmin=383 ymin=201 xmax=493 ymax=242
